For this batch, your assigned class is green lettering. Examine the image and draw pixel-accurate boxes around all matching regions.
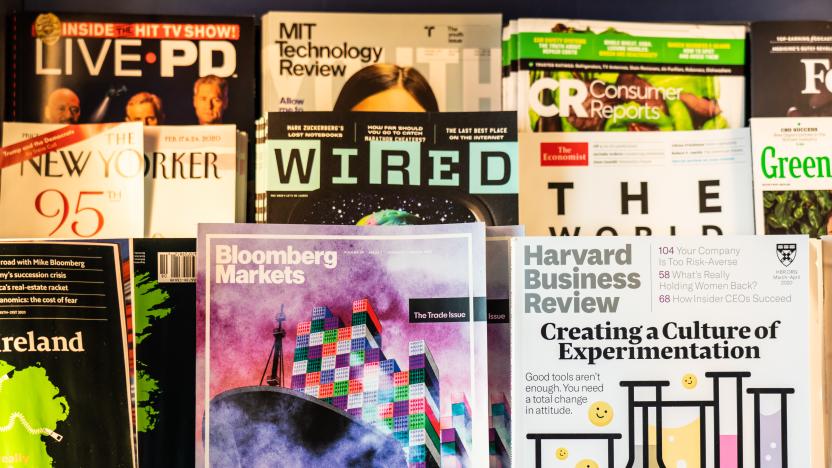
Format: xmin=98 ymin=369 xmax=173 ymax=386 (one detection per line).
xmin=761 ymin=146 xmax=778 ymax=179
xmin=789 ymin=157 xmax=801 ymax=178
xmin=818 ymin=156 xmax=831 ymax=177
xmin=804 ymin=157 xmax=816 ymax=178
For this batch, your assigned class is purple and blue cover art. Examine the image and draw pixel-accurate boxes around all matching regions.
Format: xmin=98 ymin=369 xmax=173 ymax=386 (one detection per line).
xmin=485 ymin=225 xmax=523 ymax=468
xmin=196 ymin=223 xmax=488 ymax=467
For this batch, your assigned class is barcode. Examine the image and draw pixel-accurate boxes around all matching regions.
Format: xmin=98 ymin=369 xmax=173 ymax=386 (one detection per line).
xmin=158 ymin=252 xmax=196 ymax=283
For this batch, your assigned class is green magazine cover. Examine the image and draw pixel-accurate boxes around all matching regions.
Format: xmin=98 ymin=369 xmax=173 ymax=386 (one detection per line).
xmin=512 ymin=18 xmax=746 ymax=132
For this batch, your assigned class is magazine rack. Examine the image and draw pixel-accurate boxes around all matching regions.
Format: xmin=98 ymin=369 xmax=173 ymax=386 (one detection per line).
xmin=11 ymin=0 xmax=832 ymax=22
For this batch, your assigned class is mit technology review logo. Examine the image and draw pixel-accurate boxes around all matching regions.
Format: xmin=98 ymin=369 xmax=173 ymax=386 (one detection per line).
xmin=776 ymin=243 xmax=797 ymax=267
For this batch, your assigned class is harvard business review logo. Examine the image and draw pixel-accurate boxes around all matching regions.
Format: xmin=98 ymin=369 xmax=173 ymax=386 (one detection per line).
xmin=776 ymin=243 xmax=797 ymax=267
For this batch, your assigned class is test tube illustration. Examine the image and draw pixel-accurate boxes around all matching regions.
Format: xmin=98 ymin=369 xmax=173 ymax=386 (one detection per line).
xmin=706 ymin=371 xmax=751 ymax=468
xmin=525 ymin=433 xmax=621 ymax=468
xmin=746 ymin=388 xmax=793 ymax=468
xmin=620 ymin=381 xmax=669 ymax=468
xmin=620 ymin=373 xmax=752 ymax=468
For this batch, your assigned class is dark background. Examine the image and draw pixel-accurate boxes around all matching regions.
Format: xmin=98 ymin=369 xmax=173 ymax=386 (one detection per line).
xmin=4 ymin=0 xmax=830 ymax=220
xmin=0 ymin=243 xmax=134 ymax=467
xmin=133 ymin=238 xmax=196 ymax=468
xmin=750 ymin=22 xmax=832 ymax=117
xmin=264 ymin=112 xmax=518 ymax=226
xmin=6 ymin=0 xmax=832 ymax=21
xmin=5 ymin=0 xmax=831 ymax=129
xmin=5 ymin=12 xmax=255 ymax=129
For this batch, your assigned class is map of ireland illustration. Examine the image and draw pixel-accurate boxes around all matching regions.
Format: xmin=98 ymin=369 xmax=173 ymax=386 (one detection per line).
xmin=133 ymin=239 xmax=198 ymax=466
xmin=134 ymin=271 xmax=172 ymax=433
xmin=0 ymin=242 xmax=136 ymax=466
xmin=0 ymin=360 xmax=69 ymax=465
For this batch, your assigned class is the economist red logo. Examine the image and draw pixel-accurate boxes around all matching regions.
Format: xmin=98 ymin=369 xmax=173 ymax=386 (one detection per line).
xmin=540 ymin=142 xmax=589 ymax=166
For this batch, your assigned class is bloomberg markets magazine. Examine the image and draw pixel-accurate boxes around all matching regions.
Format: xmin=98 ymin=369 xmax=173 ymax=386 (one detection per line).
xmin=196 ymin=223 xmax=490 ymax=467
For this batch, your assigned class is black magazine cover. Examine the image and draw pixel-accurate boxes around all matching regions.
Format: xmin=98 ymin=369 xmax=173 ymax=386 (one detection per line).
xmin=5 ymin=12 xmax=254 ymax=136
xmin=751 ymin=21 xmax=832 ymax=117
xmin=70 ymin=238 xmax=137 ymax=448
xmin=132 ymin=238 xmax=196 ymax=468
xmin=0 ymin=241 xmax=134 ymax=467
xmin=256 ymin=111 xmax=518 ymax=226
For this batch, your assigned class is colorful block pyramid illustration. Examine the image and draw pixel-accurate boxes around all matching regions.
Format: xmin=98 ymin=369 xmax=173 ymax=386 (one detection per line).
xmin=290 ymin=298 xmax=472 ymax=467
xmin=489 ymin=393 xmax=511 ymax=467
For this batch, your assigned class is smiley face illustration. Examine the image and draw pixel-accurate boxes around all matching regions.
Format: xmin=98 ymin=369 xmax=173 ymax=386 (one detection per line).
xmin=575 ymin=459 xmax=599 ymax=468
xmin=682 ymin=373 xmax=698 ymax=390
xmin=555 ymin=447 xmax=569 ymax=460
xmin=588 ymin=401 xmax=613 ymax=427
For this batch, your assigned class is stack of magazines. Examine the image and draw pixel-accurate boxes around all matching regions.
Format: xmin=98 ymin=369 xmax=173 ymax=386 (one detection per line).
xmin=0 ymin=10 xmax=829 ymax=468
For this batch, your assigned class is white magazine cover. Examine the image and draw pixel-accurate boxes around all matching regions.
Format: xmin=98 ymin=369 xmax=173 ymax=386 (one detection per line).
xmin=511 ymin=235 xmax=812 ymax=467
xmin=0 ymin=122 xmax=144 ymax=238
xmin=261 ymin=12 xmax=502 ymax=114
xmin=519 ymin=128 xmax=754 ymax=236
xmin=144 ymin=125 xmax=237 ymax=237
xmin=196 ymin=223 xmax=490 ymax=467
xmin=751 ymin=117 xmax=832 ymax=237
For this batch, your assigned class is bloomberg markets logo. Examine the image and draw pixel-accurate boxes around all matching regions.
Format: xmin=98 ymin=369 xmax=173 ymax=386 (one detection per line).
xmin=33 ymin=16 xmax=239 ymax=78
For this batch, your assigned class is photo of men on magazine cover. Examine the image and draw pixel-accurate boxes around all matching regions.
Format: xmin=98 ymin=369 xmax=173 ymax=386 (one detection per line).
xmin=41 ymin=75 xmax=230 ymax=126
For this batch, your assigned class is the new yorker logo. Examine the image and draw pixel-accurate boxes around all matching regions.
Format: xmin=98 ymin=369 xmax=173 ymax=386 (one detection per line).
xmin=776 ymin=243 xmax=797 ymax=267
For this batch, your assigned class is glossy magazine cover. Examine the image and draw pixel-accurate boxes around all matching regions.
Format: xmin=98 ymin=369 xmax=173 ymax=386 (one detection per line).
xmin=6 ymin=12 xmax=254 ymax=137
xmin=0 ymin=122 xmax=144 ymax=239
xmin=750 ymin=22 xmax=832 ymax=117
xmin=511 ymin=236 xmax=812 ymax=466
xmin=143 ymin=125 xmax=237 ymax=237
xmin=255 ymin=111 xmax=518 ymax=227
xmin=261 ymin=12 xmax=501 ymax=114
xmin=196 ymin=223 xmax=488 ymax=467
xmin=751 ymin=117 xmax=832 ymax=237
xmin=513 ymin=18 xmax=746 ymax=132
xmin=132 ymin=238 xmax=196 ymax=467
xmin=485 ymin=225 xmax=523 ymax=467
xmin=518 ymin=128 xmax=754 ymax=236
xmin=0 ymin=241 xmax=134 ymax=467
